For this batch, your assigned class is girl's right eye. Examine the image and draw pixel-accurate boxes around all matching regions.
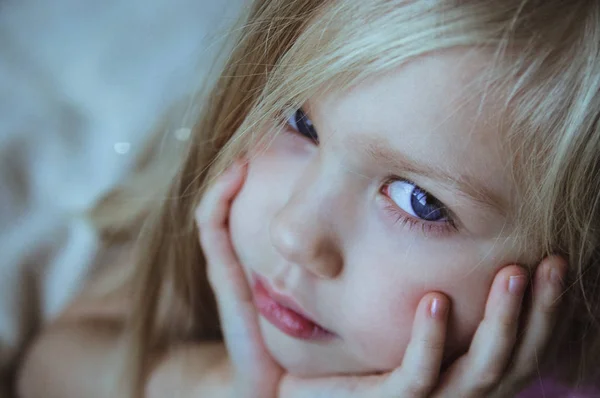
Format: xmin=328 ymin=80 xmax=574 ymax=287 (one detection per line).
xmin=286 ymin=108 xmax=319 ymax=144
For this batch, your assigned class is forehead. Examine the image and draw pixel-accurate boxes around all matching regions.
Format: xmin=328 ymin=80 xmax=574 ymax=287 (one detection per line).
xmin=311 ymin=50 xmax=514 ymax=213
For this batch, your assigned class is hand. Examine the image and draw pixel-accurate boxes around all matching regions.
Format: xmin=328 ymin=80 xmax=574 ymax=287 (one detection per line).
xmin=432 ymin=257 xmax=566 ymax=397
xmin=279 ymin=257 xmax=567 ymax=398
xmin=195 ymin=159 xmax=567 ymax=398
xmin=195 ymin=160 xmax=283 ymax=398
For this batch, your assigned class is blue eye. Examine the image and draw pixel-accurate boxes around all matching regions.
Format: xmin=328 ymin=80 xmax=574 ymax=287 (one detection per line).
xmin=386 ymin=180 xmax=447 ymax=222
xmin=286 ymin=108 xmax=319 ymax=143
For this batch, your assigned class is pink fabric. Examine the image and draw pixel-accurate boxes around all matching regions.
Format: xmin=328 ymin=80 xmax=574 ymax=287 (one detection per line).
xmin=517 ymin=378 xmax=599 ymax=398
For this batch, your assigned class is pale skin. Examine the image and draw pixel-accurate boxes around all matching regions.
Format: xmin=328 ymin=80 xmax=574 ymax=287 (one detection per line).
xmin=197 ymin=51 xmax=568 ymax=396
xmin=18 ymin=51 xmax=567 ymax=398
xmin=195 ymin=160 xmax=566 ymax=398
xmin=228 ymin=52 xmax=525 ymax=378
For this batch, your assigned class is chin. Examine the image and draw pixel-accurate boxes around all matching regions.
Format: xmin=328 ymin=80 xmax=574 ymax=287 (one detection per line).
xmin=268 ymin=347 xmax=325 ymax=377
xmin=277 ymin=361 xmax=323 ymax=378
xmin=259 ymin=320 xmax=390 ymax=379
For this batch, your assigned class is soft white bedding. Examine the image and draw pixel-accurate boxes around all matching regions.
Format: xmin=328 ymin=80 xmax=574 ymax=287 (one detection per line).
xmin=0 ymin=0 xmax=244 ymax=393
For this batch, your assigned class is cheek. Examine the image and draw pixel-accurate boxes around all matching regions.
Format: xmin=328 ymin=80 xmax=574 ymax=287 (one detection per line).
xmin=336 ymin=271 xmax=421 ymax=371
xmin=230 ymin=174 xmax=268 ymax=237
xmin=229 ymin=163 xmax=276 ymax=267
xmin=338 ymin=245 xmax=497 ymax=371
xmin=229 ymin=145 xmax=306 ymax=267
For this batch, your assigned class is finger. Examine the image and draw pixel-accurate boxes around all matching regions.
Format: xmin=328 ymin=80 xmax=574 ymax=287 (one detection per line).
xmin=438 ymin=265 xmax=528 ymax=396
xmin=195 ymin=161 xmax=248 ymax=300
xmin=505 ymin=256 xmax=567 ymax=385
xmin=279 ymin=295 xmax=449 ymax=398
xmin=383 ymin=293 xmax=450 ymax=398
xmin=194 ymin=162 xmax=278 ymax=389
xmin=194 ymin=161 xmax=253 ymax=336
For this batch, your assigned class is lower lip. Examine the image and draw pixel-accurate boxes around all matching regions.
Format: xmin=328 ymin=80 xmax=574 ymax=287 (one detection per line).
xmin=252 ymin=279 xmax=336 ymax=341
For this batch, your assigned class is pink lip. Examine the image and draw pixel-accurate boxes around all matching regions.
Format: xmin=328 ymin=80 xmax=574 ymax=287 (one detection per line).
xmin=251 ymin=272 xmax=336 ymax=341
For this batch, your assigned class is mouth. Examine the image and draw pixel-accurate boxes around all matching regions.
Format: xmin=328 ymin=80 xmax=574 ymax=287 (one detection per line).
xmin=251 ymin=273 xmax=337 ymax=341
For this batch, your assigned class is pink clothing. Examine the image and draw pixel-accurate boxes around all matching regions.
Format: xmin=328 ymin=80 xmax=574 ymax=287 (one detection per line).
xmin=518 ymin=379 xmax=599 ymax=398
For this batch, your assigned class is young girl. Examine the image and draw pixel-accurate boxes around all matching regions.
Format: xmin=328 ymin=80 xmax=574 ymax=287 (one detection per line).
xmin=18 ymin=0 xmax=600 ymax=397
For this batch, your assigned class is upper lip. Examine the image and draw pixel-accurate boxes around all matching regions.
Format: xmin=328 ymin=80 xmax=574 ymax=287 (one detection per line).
xmin=253 ymin=273 xmax=332 ymax=332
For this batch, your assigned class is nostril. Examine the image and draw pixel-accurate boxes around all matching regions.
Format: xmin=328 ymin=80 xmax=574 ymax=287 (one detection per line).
xmin=316 ymin=249 xmax=343 ymax=279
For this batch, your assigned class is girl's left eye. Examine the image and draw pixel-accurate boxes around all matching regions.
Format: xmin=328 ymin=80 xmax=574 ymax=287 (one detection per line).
xmin=384 ymin=179 xmax=448 ymax=222
xmin=286 ymin=108 xmax=319 ymax=143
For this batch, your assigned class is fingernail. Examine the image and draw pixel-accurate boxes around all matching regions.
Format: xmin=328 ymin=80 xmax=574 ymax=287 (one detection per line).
xmin=508 ymin=275 xmax=527 ymax=295
xmin=429 ymin=298 xmax=448 ymax=319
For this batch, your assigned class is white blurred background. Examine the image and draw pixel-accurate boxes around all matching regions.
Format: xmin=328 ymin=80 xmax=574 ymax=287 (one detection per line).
xmin=0 ymin=0 xmax=245 ymax=392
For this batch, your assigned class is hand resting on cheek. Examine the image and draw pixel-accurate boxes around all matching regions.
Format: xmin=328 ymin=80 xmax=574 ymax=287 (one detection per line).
xmin=195 ymin=160 xmax=567 ymax=398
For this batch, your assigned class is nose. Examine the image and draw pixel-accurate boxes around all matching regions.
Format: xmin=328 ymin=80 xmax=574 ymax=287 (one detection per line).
xmin=269 ymin=171 xmax=344 ymax=279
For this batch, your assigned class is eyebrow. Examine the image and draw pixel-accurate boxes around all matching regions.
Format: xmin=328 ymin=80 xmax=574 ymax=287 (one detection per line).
xmin=351 ymin=135 xmax=508 ymax=215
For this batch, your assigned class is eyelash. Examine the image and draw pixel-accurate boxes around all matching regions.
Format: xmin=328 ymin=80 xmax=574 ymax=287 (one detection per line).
xmin=284 ymin=108 xmax=459 ymax=237
xmin=380 ymin=179 xmax=458 ymax=237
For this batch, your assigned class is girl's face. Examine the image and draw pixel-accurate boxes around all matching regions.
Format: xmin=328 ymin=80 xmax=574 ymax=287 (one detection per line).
xmin=229 ymin=51 xmax=524 ymax=376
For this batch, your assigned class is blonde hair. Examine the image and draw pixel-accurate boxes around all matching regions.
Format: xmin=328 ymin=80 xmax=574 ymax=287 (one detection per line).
xmin=90 ymin=0 xmax=600 ymax=395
